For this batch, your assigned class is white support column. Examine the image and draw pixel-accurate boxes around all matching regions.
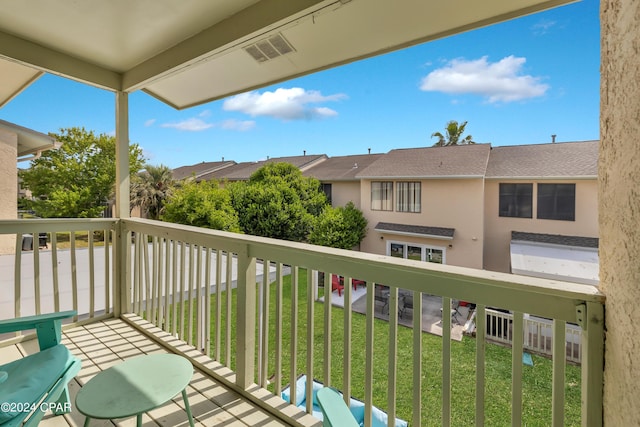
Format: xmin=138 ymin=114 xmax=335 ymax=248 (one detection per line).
xmin=115 ymin=91 xmax=131 ymax=316
xmin=115 ymin=91 xmax=130 ymax=219
xmin=236 ymin=249 xmax=256 ymax=389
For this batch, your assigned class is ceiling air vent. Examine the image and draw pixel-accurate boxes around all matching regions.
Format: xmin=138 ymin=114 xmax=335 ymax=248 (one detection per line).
xmin=244 ymin=33 xmax=295 ymax=63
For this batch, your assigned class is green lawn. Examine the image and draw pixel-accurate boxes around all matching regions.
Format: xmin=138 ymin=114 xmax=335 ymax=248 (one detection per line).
xmin=176 ymin=268 xmax=581 ymax=426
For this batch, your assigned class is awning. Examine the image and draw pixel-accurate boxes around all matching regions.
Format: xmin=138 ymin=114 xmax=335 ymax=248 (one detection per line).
xmin=375 ymin=222 xmax=454 ymax=240
xmin=510 ymin=231 xmax=599 ymax=285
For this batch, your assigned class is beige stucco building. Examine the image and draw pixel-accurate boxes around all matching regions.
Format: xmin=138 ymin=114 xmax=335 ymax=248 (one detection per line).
xmin=600 ymin=0 xmax=640 ymax=422
xmin=197 ymin=141 xmax=599 ymax=279
xmin=304 ymin=141 xmax=599 ymax=279
xmin=354 ymin=145 xmax=490 ymax=270
xmin=483 ymin=141 xmax=599 ymax=281
xmin=0 ymin=120 xmax=59 ymax=254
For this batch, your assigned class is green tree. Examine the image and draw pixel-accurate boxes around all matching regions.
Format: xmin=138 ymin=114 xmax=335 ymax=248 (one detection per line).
xmin=19 ymin=127 xmax=145 ymax=218
xmin=229 ymin=163 xmax=328 ymax=241
xmin=431 ymin=120 xmax=475 ymax=146
xmin=130 ymin=164 xmax=176 ymax=220
xmin=309 ymin=202 xmax=368 ymax=249
xmin=162 ymin=180 xmax=240 ymax=232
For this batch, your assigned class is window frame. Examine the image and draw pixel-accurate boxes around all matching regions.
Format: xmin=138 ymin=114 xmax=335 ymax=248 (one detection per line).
xmin=321 ymin=183 xmax=332 ymax=205
xmin=396 ymin=181 xmax=421 ymax=213
xmin=371 ymin=181 xmax=394 ymax=211
xmin=537 ymin=183 xmax=576 ymax=221
xmin=388 ymin=241 xmax=446 ymax=264
xmin=499 ymin=183 xmax=533 ymax=218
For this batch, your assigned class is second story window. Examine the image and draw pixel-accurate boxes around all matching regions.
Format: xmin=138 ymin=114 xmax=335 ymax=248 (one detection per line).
xmin=537 ymin=183 xmax=576 ymax=221
xmin=396 ymin=182 xmax=421 ymax=213
xmin=499 ymin=183 xmax=533 ymax=218
xmin=321 ymin=183 xmax=332 ymax=205
xmin=371 ymin=181 xmax=393 ymax=211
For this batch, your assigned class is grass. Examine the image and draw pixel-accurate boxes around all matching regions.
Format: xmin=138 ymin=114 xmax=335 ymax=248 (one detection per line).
xmin=42 ymin=231 xmax=108 ymax=249
xmin=169 ymin=268 xmax=581 ymax=426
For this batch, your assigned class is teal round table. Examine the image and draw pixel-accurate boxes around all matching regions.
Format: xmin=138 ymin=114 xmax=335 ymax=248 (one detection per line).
xmin=76 ymin=354 xmax=195 ymax=427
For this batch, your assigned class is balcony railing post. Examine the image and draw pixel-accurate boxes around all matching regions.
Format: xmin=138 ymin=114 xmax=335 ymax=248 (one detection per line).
xmin=236 ymin=248 xmax=256 ymax=389
xmin=114 ymin=220 xmax=131 ymax=316
xmin=581 ymin=301 xmax=604 ymax=427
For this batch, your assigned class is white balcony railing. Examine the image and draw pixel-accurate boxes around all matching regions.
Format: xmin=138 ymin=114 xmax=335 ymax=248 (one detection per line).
xmin=0 ymin=218 xmax=117 ymax=324
xmin=484 ymin=309 xmax=583 ymax=364
xmin=0 ymin=218 xmax=605 ymax=427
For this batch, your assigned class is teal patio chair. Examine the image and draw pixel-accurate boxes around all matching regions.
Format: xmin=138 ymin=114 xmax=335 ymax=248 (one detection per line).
xmin=316 ymin=387 xmax=360 ymax=427
xmin=0 ymin=311 xmax=81 ymax=427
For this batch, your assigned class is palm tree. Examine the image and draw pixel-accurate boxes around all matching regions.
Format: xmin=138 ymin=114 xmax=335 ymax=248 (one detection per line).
xmin=130 ymin=164 xmax=176 ymax=220
xmin=431 ymin=120 xmax=475 ymax=146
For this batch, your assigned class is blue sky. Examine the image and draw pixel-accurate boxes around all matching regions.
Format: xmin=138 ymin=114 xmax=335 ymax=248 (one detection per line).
xmin=3 ymin=0 xmax=599 ymax=169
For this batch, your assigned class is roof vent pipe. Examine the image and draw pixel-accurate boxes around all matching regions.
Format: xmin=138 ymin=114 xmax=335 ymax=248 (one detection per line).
xmin=368 ymin=148 xmax=371 ymax=154
xmin=303 ymin=150 xmax=306 ymax=156
xmin=551 ymin=134 xmax=557 ymax=143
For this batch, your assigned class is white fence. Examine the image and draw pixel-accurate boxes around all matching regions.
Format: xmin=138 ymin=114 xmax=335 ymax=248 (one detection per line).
xmin=485 ymin=308 xmax=582 ymax=364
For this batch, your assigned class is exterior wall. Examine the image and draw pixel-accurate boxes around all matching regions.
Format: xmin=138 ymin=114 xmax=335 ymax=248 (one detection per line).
xmin=328 ymin=181 xmax=361 ymax=208
xmin=359 ymin=178 xmax=484 ymax=269
xmin=601 ymin=0 xmax=640 ymax=424
xmin=0 ymin=129 xmax=17 ymax=254
xmin=483 ymin=179 xmax=598 ymax=273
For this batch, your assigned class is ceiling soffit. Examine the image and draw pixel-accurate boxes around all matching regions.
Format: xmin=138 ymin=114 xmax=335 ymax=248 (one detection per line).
xmin=0 ymin=0 xmax=575 ymax=109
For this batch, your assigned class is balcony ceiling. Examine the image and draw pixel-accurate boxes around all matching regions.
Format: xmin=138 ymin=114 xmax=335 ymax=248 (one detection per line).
xmin=0 ymin=0 xmax=574 ymax=110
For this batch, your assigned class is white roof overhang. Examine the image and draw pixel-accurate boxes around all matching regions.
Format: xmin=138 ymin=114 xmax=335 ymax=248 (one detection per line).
xmin=0 ymin=0 xmax=575 ymax=110
xmin=0 ymin=120 xmax=60 ymax=159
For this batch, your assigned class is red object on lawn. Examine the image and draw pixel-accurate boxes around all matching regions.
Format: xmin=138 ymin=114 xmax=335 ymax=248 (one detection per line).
xmin=331 ymin=274 xmax=344 ymax=296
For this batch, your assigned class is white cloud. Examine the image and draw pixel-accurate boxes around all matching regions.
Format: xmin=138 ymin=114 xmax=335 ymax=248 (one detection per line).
xmin=161 ymin=117 xmax=214 ymax=131
xmin=531 ymin=20 xmax=557 ymax=36
xmin=144 ymin=119 xmax=156 ymax=127
xmin=220 ymin=119 xmax=256 ymax=132
xmin=419 ymin=56 xmax=549 ymax=103
xmin=223 ymin=87 xmax=347 ymax=120
xmin=198 ymin=110 xmax=212 ymax=118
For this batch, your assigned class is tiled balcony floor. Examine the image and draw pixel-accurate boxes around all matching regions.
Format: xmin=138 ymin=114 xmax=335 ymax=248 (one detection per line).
xmin=0 ymin=318 xmax=294 ymax=427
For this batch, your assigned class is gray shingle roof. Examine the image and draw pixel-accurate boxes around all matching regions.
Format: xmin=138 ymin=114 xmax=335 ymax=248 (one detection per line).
xmin=486 ymin=141 xmax=598 ymax=178
xmin=356 ymin=144 xmax=491 ymax=178
xmin=511 ymin=231 xmax=599 ymax=248
xmin=375 ymin=222 xmax=455 ymax=239
xmin=304 ymin=153 xmax=384 ymax=180
xmin=199 ymin=154 xmax=327 ymax=181
xmin=172 ymin=161 xmax=236 ymax=180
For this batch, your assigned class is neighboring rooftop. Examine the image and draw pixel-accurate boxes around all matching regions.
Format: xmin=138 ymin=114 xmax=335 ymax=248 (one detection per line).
xmin=197 ymin=154 xmax=328 ymax=181
xmin=486 ymin=140 xmax=598 ymax=178
xmin=175 ymin=141 xmax=600 ymax=182
xmin=512 ymin=231 xmax=599 ymax=248
xmin=172 ymin=160 xmax=236 ymax=180
xmin=304 ymin=153 xmax=384 ymax=181
xmin=356 ymin=144 xmax=492 ymax=179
